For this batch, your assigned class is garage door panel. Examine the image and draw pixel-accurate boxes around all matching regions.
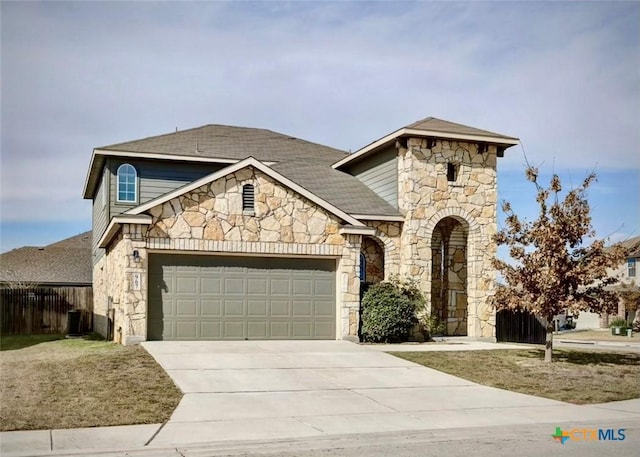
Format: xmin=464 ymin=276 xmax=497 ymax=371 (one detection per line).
xmin=176 ymin=277 xmax=197 ymax=294
xmin=224 ymin=321 xmax=244 ymax=338
xmin=224 ymin=300 xmax=244 ymax=316
xmin=201 ymin=277 xmax=222 ymax=294
xmin=248 ymin=300 xmax=268 ymax=316
xmin=270 ymin=279 xmax=291 ymax=295
xmin=224 ymin=278 xmax=245 ymax=294
xmin=247 ymin=278 xmax=268 ymax=294
xmin=292 ymin=300 xmax=312 ymax=316
xmin=270 ymin=322 xmax=290 ymax=338
xmin=200 ymin=321 xmax=221 ymax=338
xmin=176 ymin=321 xmax=199 ymax=339
xmin=247 ymin=321 xmax=267 ymax=338
xmin=292 ymin=322 xmax=312 ymax=337
xmin=293 ymin=278 xmax=312 ymax=295
xmin=270 ymin=300 xmax=290 ymax=316
xmin=314 ymin=322 xmax=334 ymax=339
xmin=176 ymin=299 xmax=197 ymax=316
xmin=201 ymin=300 xmax=222 ymax=316
xmin=315 ymin=279 xmax=333 ymax=296
xmin=148 ymin=254 xmax=335 ymax=340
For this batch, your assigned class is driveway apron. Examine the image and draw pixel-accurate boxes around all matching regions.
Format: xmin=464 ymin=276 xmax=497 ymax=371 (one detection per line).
xmin=141 ymin=341 xmax=640 ymax=447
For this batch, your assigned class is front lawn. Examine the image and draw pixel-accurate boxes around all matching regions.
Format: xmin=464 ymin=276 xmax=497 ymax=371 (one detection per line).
xmin=0 ymin=335 xmax=182 ymax=431
xmin=390 ymin=349 xmax=640 ymax=404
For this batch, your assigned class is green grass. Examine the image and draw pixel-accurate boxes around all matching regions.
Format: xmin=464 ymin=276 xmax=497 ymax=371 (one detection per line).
xmin=0 ymin=333 xmax=65 ymax=351
xmin=0 ymin=336 xmax=182 ymax=431
xmin=390 ymin=349 xmax=640 ymax=405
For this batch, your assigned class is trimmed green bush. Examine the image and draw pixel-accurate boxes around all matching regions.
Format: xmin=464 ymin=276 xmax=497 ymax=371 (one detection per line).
xmin=361 ymin=280 xmax=418 ymax=343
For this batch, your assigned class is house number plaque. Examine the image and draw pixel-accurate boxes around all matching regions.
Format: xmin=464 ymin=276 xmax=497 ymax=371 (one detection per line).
xmin=132 ymin=273 xmax=141 ymax=291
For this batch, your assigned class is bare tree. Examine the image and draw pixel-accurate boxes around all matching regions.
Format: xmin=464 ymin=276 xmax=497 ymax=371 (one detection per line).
xmin=491 ymin=167 xmax=625 ymax=362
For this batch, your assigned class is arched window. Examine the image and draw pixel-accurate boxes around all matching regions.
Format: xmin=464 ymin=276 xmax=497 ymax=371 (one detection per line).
xmin=360 ymin=253 xmax=367 ymax=282
xmin=242 ymin=183 xmax=255 ymax=212
xmin=117 ymin=164 xmax=137 ymax=203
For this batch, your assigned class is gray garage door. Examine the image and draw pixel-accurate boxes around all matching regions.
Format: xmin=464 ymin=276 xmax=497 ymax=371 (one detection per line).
xmin=148 ymin=254 xmax=336 ymax=340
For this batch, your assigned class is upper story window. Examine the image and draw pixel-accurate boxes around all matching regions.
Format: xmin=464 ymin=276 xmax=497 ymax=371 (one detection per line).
xmin=447 ymin=163 xmax=459 ymax=182
xmin=242 ymin=183 xmax=255 ymax=212
xmin=629 ymin=259 xmax=637 ymax=277
xmin=117 ymin=164 xmax=137 ymax=203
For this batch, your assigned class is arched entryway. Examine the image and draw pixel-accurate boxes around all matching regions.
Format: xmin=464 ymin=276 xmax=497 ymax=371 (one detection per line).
xmin=361 ymin=236 xmax=385 ymax=284
xmin=430 ymin=217 xmax=468 ymax=336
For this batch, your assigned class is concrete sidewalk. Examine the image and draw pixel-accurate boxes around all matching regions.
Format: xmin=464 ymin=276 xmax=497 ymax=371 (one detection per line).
xmin=2 ymin=340 xmax=639 ymax=457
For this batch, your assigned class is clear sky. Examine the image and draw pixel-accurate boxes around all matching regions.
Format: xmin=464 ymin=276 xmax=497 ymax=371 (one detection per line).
xmin=1 ymin=1 xmax=638 ymax=253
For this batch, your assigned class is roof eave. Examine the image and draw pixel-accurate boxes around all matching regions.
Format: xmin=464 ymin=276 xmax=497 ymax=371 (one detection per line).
xmin=83 ymin=149 xmax=245 ymax=200
xmin=98 ymin=214 xmax=153 ymax=249
xmin=333 ymin=128 xmax=520 ymax=169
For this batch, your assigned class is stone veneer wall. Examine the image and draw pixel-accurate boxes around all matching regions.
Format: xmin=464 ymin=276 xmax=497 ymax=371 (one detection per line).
xmin=100 ymin=166 xmax=362 ymax=344
xmin=397 ymin=138 xmax=498 ymax=339
xmin=92 ymin=255 xmax=108 ymax=337
xmin=361 ymin=237 xmax=384 ymax=284
xmin=363 ymin=221 xmax=402 ymax=279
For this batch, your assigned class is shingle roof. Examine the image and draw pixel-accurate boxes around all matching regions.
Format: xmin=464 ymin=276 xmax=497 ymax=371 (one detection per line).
xmin=616 ymin=236 xmax=640 ymax=258
xmin=0 ymin=232 xmax=92 ymax=285
xmin=90 ymin=125 xmax=402 ymax=217
xmin=100 ymin=125 xmax=349 ymax=164
xmin=405 ymin=117 xmax=519 ymax=141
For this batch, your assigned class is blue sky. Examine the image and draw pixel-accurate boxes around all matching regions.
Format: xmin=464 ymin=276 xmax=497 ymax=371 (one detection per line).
xmin=1 ymin=1 xmax=638 ymax=253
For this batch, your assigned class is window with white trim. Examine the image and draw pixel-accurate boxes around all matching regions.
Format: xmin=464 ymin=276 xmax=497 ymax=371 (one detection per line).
xmin=629 ymin=259 xmax=637 ymax=277
xmin=117 ymin=164 xmax=137 ymax=203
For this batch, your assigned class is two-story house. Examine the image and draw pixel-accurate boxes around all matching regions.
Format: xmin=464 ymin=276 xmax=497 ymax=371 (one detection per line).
xmin=83 ymin=117 xmax=518 ymax=344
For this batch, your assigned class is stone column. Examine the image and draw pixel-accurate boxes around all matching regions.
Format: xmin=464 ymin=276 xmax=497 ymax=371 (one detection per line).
xmin=339 ymin=234 xmax=362 ymax=341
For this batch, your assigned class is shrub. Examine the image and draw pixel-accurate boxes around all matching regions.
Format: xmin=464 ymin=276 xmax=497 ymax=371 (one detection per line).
xmin=609 ymin=317 xmax=628 ymax=328
xmin=361 ymin=279 xmax=419 ymax=343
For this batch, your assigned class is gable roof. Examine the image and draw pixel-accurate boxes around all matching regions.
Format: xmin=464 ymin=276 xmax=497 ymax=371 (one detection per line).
xmin=83 ymin=125 xmax=348 ymax=199
xmin=616 ymin=236 xmax=640 ymax=258
xmin=333 ymin=117 xmax=519 ymax=169
xmin=126 ymin=157 xmax=367 ymax=227
xmin=83 ymin=124 xmax=401 ymax=218
xmin=0 ymin=231 xmax=92 ymax=286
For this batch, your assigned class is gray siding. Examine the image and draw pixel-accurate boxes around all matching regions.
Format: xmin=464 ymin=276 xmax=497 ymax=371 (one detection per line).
xmin=347 ymin=146 xmax=398 ymax=209
xmin=92 ymin=167 xmax=109 ymax=265
xmin=107 ymin=158 xmax=224 ymax=216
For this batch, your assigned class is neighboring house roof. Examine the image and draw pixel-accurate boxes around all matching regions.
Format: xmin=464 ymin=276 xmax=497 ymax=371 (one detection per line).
xmin=617 ymin=236 xmax=640 ymax=258
xmin=333 ymin=117 xmax=519 ymax=169
xmin=0 ymin=232 xmax=92 ymax=286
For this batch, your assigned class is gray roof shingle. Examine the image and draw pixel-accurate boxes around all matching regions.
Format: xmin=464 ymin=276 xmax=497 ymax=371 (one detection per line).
xmin=405 ymin=117 xmax=519 ymax=141
xmin=92 ymin=125 xmax=402 ymax=217
xmin=100 ymin=125 xmax=349 ymax=164
xmin=0 ymin=232 xmax=92 ymax=285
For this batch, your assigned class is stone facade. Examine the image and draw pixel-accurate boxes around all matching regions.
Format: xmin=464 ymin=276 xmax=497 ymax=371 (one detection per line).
xmin=93 ymin=136 xmax=503 ymax=344
xmin=97 ymin=166 xmax=363 ymax=343
xmin=397 ymin=138 xmax=498 ymax=339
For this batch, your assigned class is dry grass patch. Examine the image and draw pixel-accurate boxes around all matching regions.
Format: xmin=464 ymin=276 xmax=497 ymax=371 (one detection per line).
xmin=556 ymin=330 xmax=637 ymax=342
xmin=0 ymin=336 xmax=182 ymax=431
xmin=390 ymin=349 xmax=640 ymax=404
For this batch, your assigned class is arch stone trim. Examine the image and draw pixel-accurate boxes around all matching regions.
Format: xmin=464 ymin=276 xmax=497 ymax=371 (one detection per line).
xmin=364 ymin=229 xmax=400 ymax=280
xmin=424 ymin=207 xmax=481 ymax=241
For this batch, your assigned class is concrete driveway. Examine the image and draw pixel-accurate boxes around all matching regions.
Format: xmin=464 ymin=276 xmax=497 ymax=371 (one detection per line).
xmin=141 ymin=340 xmax=640 ymax=447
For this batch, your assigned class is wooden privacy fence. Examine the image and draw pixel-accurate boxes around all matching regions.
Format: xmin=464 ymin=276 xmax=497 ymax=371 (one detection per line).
xmin=0 ymin=287 xmax=93 ymax=335
xmin=496 ymin=309 xmax=547 ymax=345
